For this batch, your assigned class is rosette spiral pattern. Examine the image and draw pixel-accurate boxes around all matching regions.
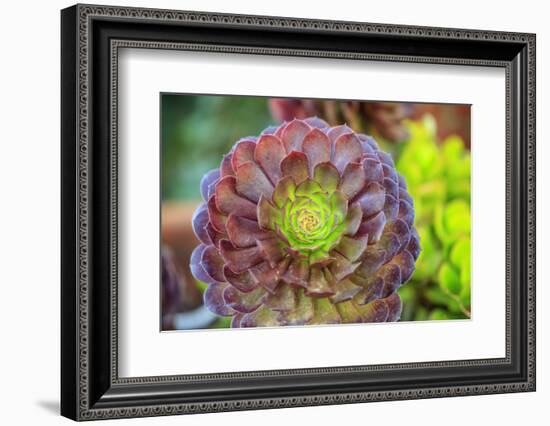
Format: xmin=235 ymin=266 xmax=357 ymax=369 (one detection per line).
xmin=190 ymin=118 xmax=420 ymax=327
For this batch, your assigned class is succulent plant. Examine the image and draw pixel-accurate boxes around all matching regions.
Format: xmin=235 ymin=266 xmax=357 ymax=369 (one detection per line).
xmin=190 ymin=118 xmax=420 ymax=327
xmin=396 ymin=116 xmax=470 ymax=321
xmin=269 ymin=99 xmax=414 ymax=143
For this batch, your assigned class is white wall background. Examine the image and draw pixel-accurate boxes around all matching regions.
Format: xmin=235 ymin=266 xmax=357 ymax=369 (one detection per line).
xmin=0 ymin=0 xmax=546 ymax=425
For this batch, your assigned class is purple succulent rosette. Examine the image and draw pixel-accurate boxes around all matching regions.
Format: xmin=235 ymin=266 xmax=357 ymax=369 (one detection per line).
xmin=190 ymin=117 xmax=420 ymax=327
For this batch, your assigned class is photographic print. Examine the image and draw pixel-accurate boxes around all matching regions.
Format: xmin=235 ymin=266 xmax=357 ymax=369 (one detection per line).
xmin=161 ymin=95 xmax=471 ymax=331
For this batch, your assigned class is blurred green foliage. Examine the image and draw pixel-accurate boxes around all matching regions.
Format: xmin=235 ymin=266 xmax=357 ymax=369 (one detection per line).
xmin=396 ymin=116 xmax=471 ymax=321
xmin=161 ymin=94 xmax=273 ymax=201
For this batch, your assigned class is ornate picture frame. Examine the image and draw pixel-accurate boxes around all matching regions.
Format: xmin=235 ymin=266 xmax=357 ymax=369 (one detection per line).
xmin=61 ymin=4 xmax=535 ymax=420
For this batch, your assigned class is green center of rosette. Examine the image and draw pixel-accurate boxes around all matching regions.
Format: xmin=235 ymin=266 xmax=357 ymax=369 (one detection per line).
xmin=296 ymin=209 xmax=321 ymax=234
xmin=267 ymin=175 xmax=349 ymax=264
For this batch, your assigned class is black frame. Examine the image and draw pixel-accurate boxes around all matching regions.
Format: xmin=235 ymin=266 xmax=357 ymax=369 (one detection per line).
xmin=61 ymin=4 xmax=536 ymax=421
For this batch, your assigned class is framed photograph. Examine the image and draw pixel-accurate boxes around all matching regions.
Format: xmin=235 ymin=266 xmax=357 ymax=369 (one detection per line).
xmin=61 ymin=4 xmax=536 ymax=421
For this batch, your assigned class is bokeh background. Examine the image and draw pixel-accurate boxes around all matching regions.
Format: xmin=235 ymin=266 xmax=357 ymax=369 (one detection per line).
xmin=161 ymin=94 xmax=471 ymax=330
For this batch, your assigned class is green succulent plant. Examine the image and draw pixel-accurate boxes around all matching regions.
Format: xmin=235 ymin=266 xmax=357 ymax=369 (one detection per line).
xmin=396 ymin=115 xmax=471 ymax=321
